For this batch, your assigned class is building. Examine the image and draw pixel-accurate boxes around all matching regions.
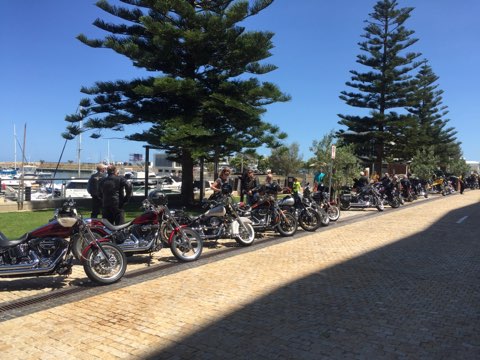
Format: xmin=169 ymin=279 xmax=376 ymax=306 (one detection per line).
xmin=153 ymin=153 xmax=182 ymax=175
xmin=466 ymin=160 xmax=479 ymax=173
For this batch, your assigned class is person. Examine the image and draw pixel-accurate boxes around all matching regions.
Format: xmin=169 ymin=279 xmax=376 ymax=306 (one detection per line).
xmin=210 ymin=167 xmax=231 ymax=200
xmin=314 ymin=169 xmax=326 ymax=191
xmin=354 ymin=171 xmax=370 ymax=199
xmin=98 ymin=165 xmax=132 ymax=225
xmin=87 ymin=163 xmax=107 ymax=218
xmin=242 ymin=169 xmax=259 ymax=205
xmin=265 ymin=169 xmax=272 ymax=184
xmin=292 ymin=177 xmax=302 ymax=194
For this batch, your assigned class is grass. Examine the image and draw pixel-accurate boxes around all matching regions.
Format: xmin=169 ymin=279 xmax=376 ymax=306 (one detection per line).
xmin=0 ymin=205 xmax=144 ymax=239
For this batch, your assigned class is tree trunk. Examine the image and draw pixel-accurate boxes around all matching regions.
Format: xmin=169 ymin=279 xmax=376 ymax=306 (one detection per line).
xmin=180 ymin=150 xmax=194 ymax=206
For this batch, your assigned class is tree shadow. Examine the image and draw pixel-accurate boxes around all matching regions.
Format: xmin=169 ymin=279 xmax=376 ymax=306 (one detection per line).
xmin=146 ymin=203 xmax=480 ymax=359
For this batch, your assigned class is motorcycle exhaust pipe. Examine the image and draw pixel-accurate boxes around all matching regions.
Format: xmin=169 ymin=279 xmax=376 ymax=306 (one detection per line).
xmin=0 ymin=248 xmax=67 ymax=276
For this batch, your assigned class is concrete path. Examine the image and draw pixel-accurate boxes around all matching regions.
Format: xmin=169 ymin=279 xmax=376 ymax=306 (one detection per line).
xmin=0 ymin=192 xmax=478 ymax=359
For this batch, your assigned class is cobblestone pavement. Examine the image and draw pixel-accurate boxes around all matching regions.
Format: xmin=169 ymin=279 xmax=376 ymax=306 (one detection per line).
xmin=0 ymin=192 xmax=479 ymax=359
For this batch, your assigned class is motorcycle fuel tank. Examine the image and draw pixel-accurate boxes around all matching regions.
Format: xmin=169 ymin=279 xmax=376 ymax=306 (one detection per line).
xmin=204 ymin=205 xmax=226 ymax=218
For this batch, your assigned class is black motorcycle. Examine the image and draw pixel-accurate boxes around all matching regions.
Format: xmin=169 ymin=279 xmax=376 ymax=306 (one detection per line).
xmin=278 ymin=191 xmax=326 ymax=231
xmin=339 ymin=184 xmax=385 ymax=211
xmin=305 ymin=184 xmax=341 ymax=222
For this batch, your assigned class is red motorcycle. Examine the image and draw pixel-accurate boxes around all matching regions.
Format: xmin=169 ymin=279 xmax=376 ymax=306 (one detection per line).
xmin=0 ymin=199 xmax=127 ymax=285
xmin=72 ymin=191 xmax=203 ymax=262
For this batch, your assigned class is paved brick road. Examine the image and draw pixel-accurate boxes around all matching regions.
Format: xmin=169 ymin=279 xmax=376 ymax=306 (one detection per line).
xmin=0 ymin=192 xmax=479 ymax=359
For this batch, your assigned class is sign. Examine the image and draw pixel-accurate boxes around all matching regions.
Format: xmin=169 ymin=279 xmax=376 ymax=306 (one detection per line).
xmin=331 ymin=145 xmax=336 ymax=160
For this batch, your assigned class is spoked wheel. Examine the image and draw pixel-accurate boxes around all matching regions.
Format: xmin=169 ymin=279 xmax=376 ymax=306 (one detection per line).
xmin=298 ymin=208 xmax=321 ymax=231
xmin=326 ymin=205 xmax=340 ymax=221
xmin=375 ymin=197 xmax=385 ymax=211
xmin=319 ymin=208 xmax=330 ymax=226
xmin=71 ymin=230 xmax=103 ymax=261
xmin=235 ymin=222 xmax=255 ymax=246
xmin=276 ymin=212 xmax=297 ymax=236
xmin=388 ymin=198 xmax=400 ymax=208
xmin=170 ymin=227 xmax=203 ymax=262
xmin=83 ymin=243 xmax=127 ymax=285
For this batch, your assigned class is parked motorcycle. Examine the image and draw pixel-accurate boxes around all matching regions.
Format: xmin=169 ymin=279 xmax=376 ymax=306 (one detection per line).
xmin=238 ymin=184 xmax=298 ymax=236
xmin=73 ymin=191 xmax=203 ymax=262
xmin=0 ymin=199 xmax=127 ymax=285
xmin=278 ymin=191 xmax=325 ymax=231
xmin=305 ymin=184 xmax=341 ymax=222
xmin=374 ymin=182 xmax=401 ymax=208
xmin=173 ymin=184 xmax=255 ymax=246
xmin=339 ymin=184 xmax=385 ymax=211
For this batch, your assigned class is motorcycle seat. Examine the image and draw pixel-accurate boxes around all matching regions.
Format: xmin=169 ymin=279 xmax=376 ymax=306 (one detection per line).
xmin=98 ymin=218 xmax=133 ymax=231
xmin=0 ymin=231 xmax=29 ymax=247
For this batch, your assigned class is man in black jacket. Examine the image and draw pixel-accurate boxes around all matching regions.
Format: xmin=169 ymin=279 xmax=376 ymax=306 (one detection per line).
xmin=87 ymin=163 xmax=107 ymax=218
xmin=99 ymin=165 xmax=132 ymax=225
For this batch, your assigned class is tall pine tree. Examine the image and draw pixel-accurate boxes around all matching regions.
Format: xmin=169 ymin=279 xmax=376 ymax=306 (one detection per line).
xmin=337 ymin=0 xmax=421 ymax=174
xmin=405 ymin=60 xmax=460 ymax=167
xmin=64 ymin=0 xmax=289 ymax=204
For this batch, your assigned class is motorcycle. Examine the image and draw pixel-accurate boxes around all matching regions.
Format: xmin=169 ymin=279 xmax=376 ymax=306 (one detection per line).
xmin=374 ymin=182 xmax=401 ymax=208
xmin=339 ymin=184 xmax=385 ymax=211
xmin=409 ymin=178 xmax=429 ymax=199
xmin=238 ymin=184 xmax=298 ymax=236
xmin=278 ymin=191 xmax=326 ymax=231
xmin=73 ymin=191 xmax=203 ymax=262
xmin=306 ymin=184 xmax=341 ymax=222
xmin=0 ymin=199 xmax=127 ymax=285
xmin=173 ymin=184 xmax=255 ymax=246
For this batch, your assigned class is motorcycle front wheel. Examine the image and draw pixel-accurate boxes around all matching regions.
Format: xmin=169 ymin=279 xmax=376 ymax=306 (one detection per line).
xmin=235 ymin=222 xmax=255 ymax=246
xmin=71 ymin=230 xmax=103 ymax=261
xmin=326 ymin=205 xmax=340 ymax=221
xmin=298 ymin=208 xmax=321 ymax=232
xmin=170 ymin=227 xmax=203 ymax=262
xmin=276 ymin=212 xmax=297 ymax=236
xmin=83 ymin=243 xmax=127 ymax=285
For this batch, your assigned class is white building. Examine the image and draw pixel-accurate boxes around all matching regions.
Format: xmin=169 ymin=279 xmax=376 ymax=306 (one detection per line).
xmin=466 ymin=160 xmax=479 ymax=173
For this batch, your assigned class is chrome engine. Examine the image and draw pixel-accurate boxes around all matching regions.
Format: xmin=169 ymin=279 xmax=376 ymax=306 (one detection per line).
xmin=191 ymin=216 xmax=225 ymax=240
xmin=113 ymin=224 xmax=160 ymax=253
xmin=0 ymin=237 xmax=69 ymax=276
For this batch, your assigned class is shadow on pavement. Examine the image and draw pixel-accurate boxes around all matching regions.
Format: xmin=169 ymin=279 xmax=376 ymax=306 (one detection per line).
xmin=147 ymin=203 xmax=480 ymax=359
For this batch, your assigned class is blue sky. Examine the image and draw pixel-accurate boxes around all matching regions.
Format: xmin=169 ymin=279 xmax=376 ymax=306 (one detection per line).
xmin=1 ymin=0 xmax=479 ymax=164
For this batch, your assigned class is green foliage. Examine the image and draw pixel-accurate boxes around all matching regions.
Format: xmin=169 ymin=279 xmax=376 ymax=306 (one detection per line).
xmin=310 ymin=131 xmax=361 ymax=187
xmin=337 ymin=0 xmax=421 ymax=172
xmin=410 ymin=146 xmax=439 ymax=180
xmin=269 ymin=143 xmax=304 ymax=176
xmin=446 ymin=157 xmax=470 ymax=177
xmin=405 ymin=60 xmax=460 ymax=164
xmin=65 ymin=0 xmax=289 ymax=204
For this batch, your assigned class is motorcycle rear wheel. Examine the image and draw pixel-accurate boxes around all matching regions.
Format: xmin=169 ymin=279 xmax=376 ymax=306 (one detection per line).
xmin=235 ymin=222 xmax=255 ymax=246
xmin=276 ymin=212 xmax=297 ymax=236
xmin=170 ymin=228 xmax=203 ymax=262
xmin=298 ymin=208 xmax=321 ymax=231
xmin=83 ymin=243 xmax=127 ymax=285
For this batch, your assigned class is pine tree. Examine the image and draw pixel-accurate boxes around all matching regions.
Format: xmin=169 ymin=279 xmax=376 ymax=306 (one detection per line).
xmin=64 ymin=0 xmax=289 ymax=204
xmin=337 ymin=0 xmax=421 ymax=174
xmin=405 ymin=60 xmax=460 ymax=166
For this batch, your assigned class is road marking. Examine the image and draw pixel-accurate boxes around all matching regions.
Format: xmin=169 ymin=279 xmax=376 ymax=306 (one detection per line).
xmin=456 ymin=216 xmax=468 ymax=224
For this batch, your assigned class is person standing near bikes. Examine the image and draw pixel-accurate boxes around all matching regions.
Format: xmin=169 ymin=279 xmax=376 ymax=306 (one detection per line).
xmin=99 ymin=165 xmax=132 ymax=225
xmin=87 ymin=163 xmax=107 ymax=218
